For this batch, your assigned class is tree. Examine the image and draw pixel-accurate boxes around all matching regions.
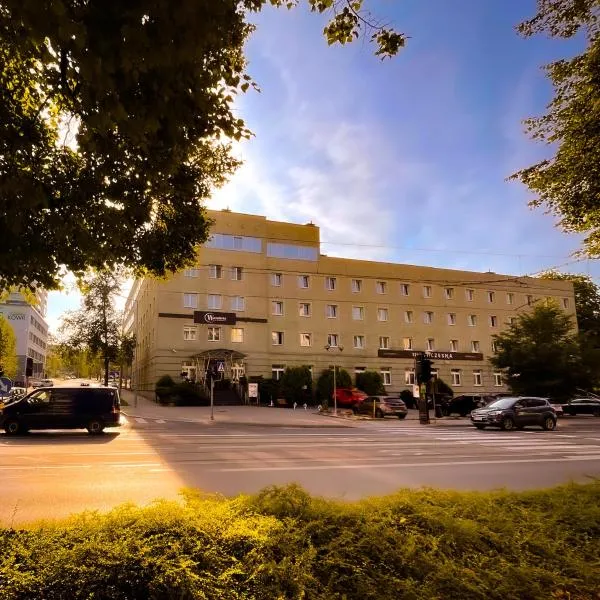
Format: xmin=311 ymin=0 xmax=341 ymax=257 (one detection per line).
xmin=539 ymin=271 xmax=600 ymax=345
xmin=510 ymin=0 xmax=600 ymax=256
xmin=355 ymin=371 xmax=385 ymax=395
xmin=280 ymin=366 xmax=312 ymax=405
xmin=117 ymin=333 xmax=136 ymax=389
xmin=59 ymin=270 xmax=122 ymax=386
xmin=0 ymin=314 xmax=18 ymax=379
xmin=0 ymin=1 xmax=404 ymax=292
xmin=316 ymin=367 xmax=352 ymax=403
xmin=490 ymin=303 xmax=596 ymax=399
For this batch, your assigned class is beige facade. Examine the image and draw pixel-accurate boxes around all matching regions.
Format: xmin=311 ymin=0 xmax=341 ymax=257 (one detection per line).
xmin=124 ymin=209 xmax=576 ymax=396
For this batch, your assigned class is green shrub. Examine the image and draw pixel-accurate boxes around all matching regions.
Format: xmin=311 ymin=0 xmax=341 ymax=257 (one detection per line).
xmin=155 ymin=374 xmax=175 ymax=389
xmin=316 ymin=367 xmax=352 ymax=401
xmin=400 ymin=389 xmax=415 ymax=408
xmin=1 ymin=483 xmax=599 ymax=599
xmin=355 ymin=370 xmax=385 ymax=395
xmin=170 ymin=383 xmax=209 ymax=406
xmin=280 ymin=366 xmax=312 ymax=405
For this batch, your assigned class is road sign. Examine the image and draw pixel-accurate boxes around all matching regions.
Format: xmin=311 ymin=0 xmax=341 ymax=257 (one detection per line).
xmin=217 ymin=361 xmax=225 ymax=373
xmin=248 ymin=383 xmax=258 ymax=398
xmin=0 ymin=377 xmax=13 ymax=397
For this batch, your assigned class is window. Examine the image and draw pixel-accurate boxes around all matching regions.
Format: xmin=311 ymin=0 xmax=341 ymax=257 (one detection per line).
xmin=527 ymin=295 xmax=533 ymax=306
xmin=231 ymin=296 xmax=245 ymax=311
xmin=491 ymin=340 xmax=498 ymax=353
xmin=487 ymin=291 xmax=495 ymax=303
xmin=489 ymin=315 xmax=498 ymax=327
xmin=379 ymin=336 xmax=390 ymax=349
xmin=506 ymin=292 xmax=514 ymax=305
xmin=405 ymin=369 xmax=415 ymax=385
xmin=376 ymin=281 xmax=387 ymax=294
xmin=299 ymin=303 xmax=311 ymax=317
xmin=450 ymin=339 xmax=458 ymax=352
xmin=562 ymin=298 xmax=569 ymax=309
xmin=494 ymin=372 xmax=503 ymax=387
xmin=426 ymin=338 xmax=435 ymax=351
xmin=355 ymin=366 xmax=366 ymax=375
xmin=468 ymin=314 xmax=477 ymax=327
xmin=298 ymin=275 xmax=310 ymax=289
xmin=267 ymin=243 xmax=318 ymax=261
xmin=184 ymin=268 xmax=200 ymax=278
xmin=451 ymin=369 xmax=462 ymax=386
xmin=209 ymin=264 xmax=222 ymax=279
xmin=183 ymin=326 xmax=197 ymax=341
xmin=272 ymin=301 xmax=284 ymax=316
xmin=381 ymin=369 xmax=391 ymax=386
xmin=206 ymin=233 xmax=261 ymax=253
xmin=402 ymin=310 xmax=413 ymax=324
xmin=471 ymin=340 xmax=480 ymax=352
xmin=445 ymin=287 xmax=454 ymax=299
xmin=183 ymin=293 xmax=198 ymax=308
xmin=423 ymin=285 xmax=432 ymax=298
xmin=377 ymin=308 xmax=388 ymax=322
xmin=272 ymin=273 xmax=282 ymax=287
xmin=272 ymin=365 xmax=285 ymax=380
xmin=272 ymin=331 xmax=284 ymax=345
xmin=231 ymin=328 xmax=244 ymax=343
xmin=466 ymin=288 xmax=474 ymax=301
xmin=327 ymin=333 xmax=339 ymax=347
xmin=400 ymin=283 xmax=410 ymax=296
xmin=403 ymin=337 xmax=412 ymax=350
xmin=326 ymin=304 xmax=338 ymax=318
xmin=447 ymin=313 xmax=456 ymax=325
xmin=423 ymin=311 xmax=433 ymax=324
xmin=300 ymin=333 xmax=312 ymax=347
xmin=352 ymin=306 xmax=364 ymax=320
xmin=208 ymin=294 xmax=222 ymax=309
xmin=325 ymin=276 xmax=337 ymax=291
xmin=473 ymin=370 xmax=482 ymax=386
xmin=352 ymin=279 xmax=362 ymax=293
xmin=208 ymin=327 xmax=221 ymax=342
xmin=353 ymin=335 xmax=365 ymax=349
xmin=232 ymin=235 xmax=243 ymax=250
xmin=231 ymin=266 xmax=243 ymax=281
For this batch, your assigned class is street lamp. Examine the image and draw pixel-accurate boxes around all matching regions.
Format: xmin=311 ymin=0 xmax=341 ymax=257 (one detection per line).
xmin=324 ymin=343 xmax=344 ymax=416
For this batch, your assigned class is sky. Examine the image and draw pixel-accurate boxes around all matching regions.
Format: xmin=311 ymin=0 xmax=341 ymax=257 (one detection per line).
xmin=46 ymin=0 xmax=598 ymax=333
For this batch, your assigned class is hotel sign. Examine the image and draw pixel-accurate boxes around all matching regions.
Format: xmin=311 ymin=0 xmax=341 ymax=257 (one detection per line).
xmin=377 ymin=349 xmax=483 ymax=361
xmin=194 ymin=311 xmax=237 ymax=325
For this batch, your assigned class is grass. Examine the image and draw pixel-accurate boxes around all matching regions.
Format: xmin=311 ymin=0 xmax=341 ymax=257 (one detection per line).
xmin=0 ymin=482 xmax=599 ymax=599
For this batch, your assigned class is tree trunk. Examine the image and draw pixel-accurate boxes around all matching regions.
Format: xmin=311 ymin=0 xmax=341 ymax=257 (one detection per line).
xmin=104 ymin=355 xmax=109 ymax=387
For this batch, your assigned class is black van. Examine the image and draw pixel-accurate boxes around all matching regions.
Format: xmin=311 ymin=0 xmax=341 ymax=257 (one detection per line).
xmin=0 ymin=386 xmax=121 ymax=435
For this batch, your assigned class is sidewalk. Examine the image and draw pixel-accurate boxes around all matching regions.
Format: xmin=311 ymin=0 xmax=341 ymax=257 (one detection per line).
xmin=119 ymin=390 xmax=472 ymax=428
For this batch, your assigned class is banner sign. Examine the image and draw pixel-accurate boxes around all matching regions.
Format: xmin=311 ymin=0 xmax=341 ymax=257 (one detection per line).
xmin=377 ymin=349 xmax=483 ymax=361
xmin=194 ymin=311 xmax=237 ymax=325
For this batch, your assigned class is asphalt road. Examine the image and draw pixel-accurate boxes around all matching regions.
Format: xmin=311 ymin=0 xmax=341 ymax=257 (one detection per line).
xmin=1 ymin=414 xmax=599 ymax=525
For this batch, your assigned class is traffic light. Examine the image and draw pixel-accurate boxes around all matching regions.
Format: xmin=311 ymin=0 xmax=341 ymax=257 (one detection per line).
xmin=416 ymin=355 xmax=434 ymax=384
xmin=26 ymin=357 xmax=33 ymax=377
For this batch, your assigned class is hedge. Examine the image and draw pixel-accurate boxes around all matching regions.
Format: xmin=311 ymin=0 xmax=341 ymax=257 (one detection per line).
xmin=0 ymin=482 xmax=599 ymax=599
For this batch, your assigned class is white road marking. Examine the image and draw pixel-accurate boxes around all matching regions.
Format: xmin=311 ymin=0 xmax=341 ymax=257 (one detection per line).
xmin=135 ymin=418 xmax=148 ymax=424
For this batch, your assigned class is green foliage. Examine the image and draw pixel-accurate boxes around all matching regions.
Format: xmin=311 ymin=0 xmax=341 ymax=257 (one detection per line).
xmin=400 ymin=389 xmax=415 ymax=406
xmin=0 ymin=1 xmax=404 ymax=291
xmin=156 ymin=375 xmax=176 ymax=389
xmin=433 ymin=377 xmax=454 ymax=397
xmin=511 ymin=0 xmax=600 ymax=256
xmin=280 ymin=366 xmax=312 ymax=404
xmin=490 ymin=303 xmax=596 ymax=399
xmin=0 ymin=314 xmax=17 ymax=379
xmin=316 ymin=367 xmax=352 ymax=400
xmin=355 ymin=370 xmax=385 ymax=395
xmin=258 ymin=378 xmax=281 ymax=403
xmin=1 ymin=482 xmax=600 ymax=599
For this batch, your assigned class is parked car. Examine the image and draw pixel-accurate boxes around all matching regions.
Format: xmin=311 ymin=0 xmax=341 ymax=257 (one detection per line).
xmin=30 ymin=380 xmax=43 ymax=389
xmin=39 ymin=379 xmax=54 ymax=388
xmin=0 ymin=386 xmax=121 ymax=435
xmin=440 ymin=394 xmax=495 ymax=417
xmin=355 ymin=396 xmax=408 ymax=419
xmin=563 ymin=398 xmax=600 ymax=417
xmin=470 ymin=396 xmax=557 ymax=431
xmin=334 ymin=388 xmax=368 ymax=409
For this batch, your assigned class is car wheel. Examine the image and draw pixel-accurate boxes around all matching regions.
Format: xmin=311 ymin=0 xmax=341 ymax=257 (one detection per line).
xmin=4 ymin=419 xmax=23 ymax=435
xmin=375 ymin=409 xmax=384 ymax=419
xmin=543 ymin=416 xmax=556 ymax=431
xmin=474 ymin=424 xmax=486 ymax=430
xmin=397 ymin=414 xmax=407 ymax=420
xmin=501 ymin=417 xmax=515 ymax=431
xmin=86 ymin=419 xmax=105 ymax=435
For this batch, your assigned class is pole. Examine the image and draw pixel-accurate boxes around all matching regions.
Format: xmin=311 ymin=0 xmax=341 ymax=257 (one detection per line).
xmin=210 ymin=377 xmax=214 ymax=421
xmin=333 ymin=365 xmax=337 ymax=416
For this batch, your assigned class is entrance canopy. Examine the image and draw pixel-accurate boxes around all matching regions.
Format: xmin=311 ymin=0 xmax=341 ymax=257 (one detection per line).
xmin=190 ymin=349 xmax=247 ymax=382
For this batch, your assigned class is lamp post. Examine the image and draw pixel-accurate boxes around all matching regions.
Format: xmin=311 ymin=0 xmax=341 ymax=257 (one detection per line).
xmin=325 ymin=343 xmax=344 ymax=416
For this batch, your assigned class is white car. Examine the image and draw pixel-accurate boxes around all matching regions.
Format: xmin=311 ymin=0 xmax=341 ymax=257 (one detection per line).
xmin=39 ymin=379 xmax=54 ymax=387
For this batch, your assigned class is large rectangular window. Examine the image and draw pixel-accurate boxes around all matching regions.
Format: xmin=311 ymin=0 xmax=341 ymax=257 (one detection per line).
xmin=299 ymin=303 xmax=311 ymax=317
xmin=271 ymin=273 xmax=282 ymax=287
xmin=351 ymin=279 xmax=362 ymax=293
xmin=183 ymin=293 xmax=199 ymax=308
xmin=327 ymin=333 xmax=339 ymax=347
xmin=352 ymin=306 xmax=364 ymax=320
xmin=184 ymin=269 xmax=200 ymax=278
xmin=405 ymin=369 xmax=415 ymax=385
xmin=377 ymin=308 xmax=388 ymax=322
xmin=230 ymin=296 xmax=245 ymax=311
xmin=381 ymin=369 xmax=391 ymax=386
xmin=267 ymin=243 xmax=318 ymax=261
xmin=473 ymin=370 xmax=482 ymax=386
xmin=403 ymin=337 xmax=412 ymax=350
xmin=272 ymin=365 xmax=285 ymax=380
xmin=208 ymin=264 xmax=222 ymax=279
xmin=325 ymin=276 xmax=337 ymax=291
xmin=326 ymin=304 xmax=338 ymax=318
xmin=231 ymin=266 xmax=243 ymax=281
xmin=208 ymin=327 xmax=221 ymax=342
xmin=379 ymin=336 xmax=390 ymax=349
xmin=207 ymin=294 xmax=222 ymax=310
xmin=205 ymin=233 xmax=262 ymax=252
xmin=231 ymin=328 xmax=244 ymax=343
xmin=183 ymin=326 xmax=197 ymax=341
xmin=353 ymin=335 xmax=365 ymax=349
xmin=298 ymin=275 xmax=310 ymax=289
xmin=272 ymin=301 xmax=284 ymax=316
xmin=451 ymin=369 xmax=462 ymax=386
xmin=272 ymin=331 xmax=284 ymax=345
xmin=300 ymin=333 xmax=312 ymax=347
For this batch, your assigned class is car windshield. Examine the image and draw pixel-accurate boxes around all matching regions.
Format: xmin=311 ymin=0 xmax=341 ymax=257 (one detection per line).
xmin=484 ymin=398 xmax=517 ymax=409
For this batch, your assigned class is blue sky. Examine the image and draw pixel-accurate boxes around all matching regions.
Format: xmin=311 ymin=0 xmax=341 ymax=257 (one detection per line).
xmin=47 ymin=0 xmax=598 ymax=332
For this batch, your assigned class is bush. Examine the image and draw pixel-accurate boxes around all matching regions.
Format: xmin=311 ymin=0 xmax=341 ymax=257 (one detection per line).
xmin=316 ymin=368 xmax=352 ymax=402
xmin=280 ymin=366 xmax=312 ymax=405
xmin=170 ymin=383 xmax=209 ymax=406
xmin=156 ymin=374 xmax=175 ymax=389
xmin=433 ymin=377 xmax=454 ymax=397
xmin=400 ymin=389 xmax=416 ymax=409
xmin=1 ymin=483 xmax=599 ymax=599
xmin=355 ymin=370 xmax=385 ymax=395
xmin=258 ymin=378 xmax=281 ymax=404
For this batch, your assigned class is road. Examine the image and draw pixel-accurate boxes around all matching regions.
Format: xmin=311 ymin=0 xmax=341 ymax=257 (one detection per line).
xmin=1 ymin=414 xmax=599 ymax=525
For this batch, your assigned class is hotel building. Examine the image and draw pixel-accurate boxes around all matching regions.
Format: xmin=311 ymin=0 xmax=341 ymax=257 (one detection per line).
xmin=124 ymin=210 xmax=576 ymax=397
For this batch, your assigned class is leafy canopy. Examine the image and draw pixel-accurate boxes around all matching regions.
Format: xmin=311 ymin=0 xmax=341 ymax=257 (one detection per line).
xmin=511 ymin=0 xmax=600 ymax=255
xmin=0 ymin=313 xmax=18 ymax=379
xmin=0 ymin=0 xmax=405 ymax=291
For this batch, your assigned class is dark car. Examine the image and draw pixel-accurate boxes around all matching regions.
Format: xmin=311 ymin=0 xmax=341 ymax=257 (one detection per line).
xmin=441 ymin=394 xmax=495 ymax=417
xmin=470 ymin=396 xmax=557 ymax=431
xmin=0 ymin=386 xmax=121 ymax=435
xmin=355 ymin=396 xmax=408 ymax=419
xmin=563 ymin=398 xmax=600 ymax=417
